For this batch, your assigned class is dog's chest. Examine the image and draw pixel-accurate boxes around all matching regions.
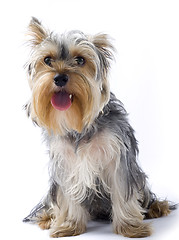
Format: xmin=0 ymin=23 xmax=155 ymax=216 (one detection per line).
xmin=52 ymin=130 xmax=118 ymax=168
xmin=50 ymin=129 xmax=120 ymax=196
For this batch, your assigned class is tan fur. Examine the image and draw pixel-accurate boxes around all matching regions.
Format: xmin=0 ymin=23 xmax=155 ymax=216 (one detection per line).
xmin=49 ymin=189 xmax=88 ymax=237
xmin=28 ymin=18 xmax=49 ymax=46
xmin=25 ymin=19 xmax=173 ymax=238
xmin=116 ymin=222 xmax=152 ymax=238
xmin=49 ymin=130 xmax=119 ymax=236
xmin=27 ymin=20 xmax=111 ymax=135
xmin=48 ymin=130 xmax=154 ymax=238
xmin=91 ymin=33 xmax=114 ymax=61
xmin=48 ymin=129 xmax=155 ymax=238
xmin=146 ymin=200 xmax=171 ymax=219
xmin=50 ymin=221 xmax=86 ymax=237
xmin=38 ymin=214 xmax=52 ymax=230
xmin=111 ymin=172 xmax=152 ymax=238
xmin=28 ymin=44 xmax=108 ymax=135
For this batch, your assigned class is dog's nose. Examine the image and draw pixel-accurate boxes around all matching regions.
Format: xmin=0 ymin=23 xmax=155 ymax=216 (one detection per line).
xmin=54 ymin=74 xmax=69 ymax=87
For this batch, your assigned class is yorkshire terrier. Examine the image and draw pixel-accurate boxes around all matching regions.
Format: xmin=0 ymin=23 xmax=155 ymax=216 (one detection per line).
xmin=23 ymin=18 xmax=176 ymax=238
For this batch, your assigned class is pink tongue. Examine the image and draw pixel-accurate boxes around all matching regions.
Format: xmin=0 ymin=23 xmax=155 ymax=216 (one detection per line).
xmin=51 ymin=91 xmax=72 ymax=111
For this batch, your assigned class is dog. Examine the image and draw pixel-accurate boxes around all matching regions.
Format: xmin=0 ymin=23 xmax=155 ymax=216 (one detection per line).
xmin=23 ymin=17 xmax=176 ymax=238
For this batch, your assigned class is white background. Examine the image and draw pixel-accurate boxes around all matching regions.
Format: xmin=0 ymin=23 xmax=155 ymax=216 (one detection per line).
xmin=0 ymin=0 xmax=179 ymax=239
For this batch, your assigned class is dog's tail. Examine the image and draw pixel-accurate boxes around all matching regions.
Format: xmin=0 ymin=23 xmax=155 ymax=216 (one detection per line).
xmin=23 ymin=201 xmax=47 ymax=223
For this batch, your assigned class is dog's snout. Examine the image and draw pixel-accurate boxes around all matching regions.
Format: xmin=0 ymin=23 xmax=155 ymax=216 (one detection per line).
xmin=54 ymin=74 xmax=69 ymax=87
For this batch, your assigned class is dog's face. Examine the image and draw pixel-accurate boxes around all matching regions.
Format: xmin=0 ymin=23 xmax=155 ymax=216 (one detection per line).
xmin=26 ymin=18 xmax=113 ymax=135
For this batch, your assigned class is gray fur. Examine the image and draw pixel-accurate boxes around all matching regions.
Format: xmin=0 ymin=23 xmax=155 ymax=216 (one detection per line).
xmin=23 ymin=92 xmax=154 ymax=223
xmin=46 ymin=30 xmax=112 ymax=81
xmin=23 ymin=20 xmax=176 ymax=235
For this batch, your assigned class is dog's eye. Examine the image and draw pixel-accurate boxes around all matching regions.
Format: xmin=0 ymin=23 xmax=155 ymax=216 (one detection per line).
xmin=44 ymin=56 xmax=52 ymax=66
xmin=75 ymin=56 xmax=85 ymax=66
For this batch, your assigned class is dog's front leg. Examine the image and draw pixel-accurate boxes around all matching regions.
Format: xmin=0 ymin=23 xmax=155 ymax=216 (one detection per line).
xmin=50 ymin=192 xmax=88 ymax=238
xmin=111 ymin=180 xmax=152 ymax=238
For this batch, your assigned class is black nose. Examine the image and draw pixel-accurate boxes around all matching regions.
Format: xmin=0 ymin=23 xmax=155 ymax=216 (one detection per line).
xmin=54 ymin=74 xmax=69 ymax=87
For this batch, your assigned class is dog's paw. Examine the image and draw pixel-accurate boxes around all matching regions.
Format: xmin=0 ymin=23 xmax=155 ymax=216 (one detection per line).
xmin=38 ymin=215 xmax=52 ymax=230
xmin=114 ymin=222 xmax=152 ymax=238
xmin=50 ymin=221 xmax=86 ymax=238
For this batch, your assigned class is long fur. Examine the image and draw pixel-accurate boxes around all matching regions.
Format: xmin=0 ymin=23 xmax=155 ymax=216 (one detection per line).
xmin=23 ymin=18 xmax=176 ymax=238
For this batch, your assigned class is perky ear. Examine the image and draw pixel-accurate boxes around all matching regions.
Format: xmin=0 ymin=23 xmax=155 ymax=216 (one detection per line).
xmin=92 ymin=34 xmax=114 ymax=72
xmin=28 ymin=17 xmax=48 ymax=46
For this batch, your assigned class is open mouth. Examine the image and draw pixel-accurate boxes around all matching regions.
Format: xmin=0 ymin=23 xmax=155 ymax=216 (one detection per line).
xmin=51 ymin=90 xmax=73 ymax=111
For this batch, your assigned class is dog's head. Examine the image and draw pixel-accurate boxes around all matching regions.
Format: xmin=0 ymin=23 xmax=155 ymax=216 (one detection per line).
xmin=26 ymin=17 xmax=114 ymax=135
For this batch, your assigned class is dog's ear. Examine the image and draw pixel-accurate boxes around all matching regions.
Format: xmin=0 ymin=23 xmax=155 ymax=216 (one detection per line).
xmin=28 ymin=17 xmax=48 ymax=46
xmin=92 ymin=34 xmax=114 ymax=72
